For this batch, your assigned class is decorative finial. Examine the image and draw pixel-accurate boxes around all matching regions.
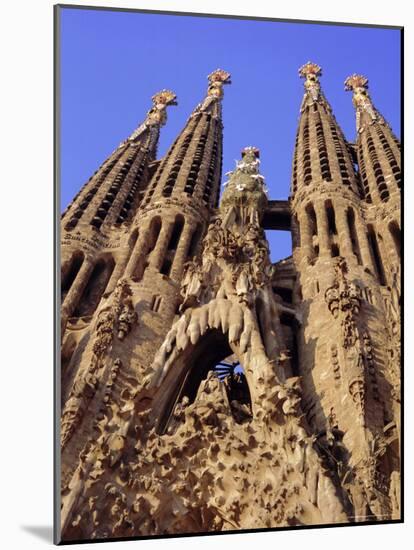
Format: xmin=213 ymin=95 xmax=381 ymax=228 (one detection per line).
xmin=298 ymin=62 xmax=323 ymax=110
xmin=207 ymin=69 xmax=231 ymax=99
xmin=146 ymin=89 xmax=177 ymax=126
xmin=344 ymin=74 xmax=383 ymax=132
xmin=124 ymin=89 xmax=177 ymax=145
xmin=151 ymin=89 xmax=177 ymax=107
xmin=344 ymin=74 xmax=369 ymax=92
xmin=298 ymin=61 xmax=322 ymax=79
xmin=241 ymin=146 xmax=260 ymax=159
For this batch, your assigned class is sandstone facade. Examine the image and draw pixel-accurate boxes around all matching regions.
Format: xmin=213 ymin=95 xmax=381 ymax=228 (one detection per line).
xmin=59 ymin=65 xmax=401 ymax=542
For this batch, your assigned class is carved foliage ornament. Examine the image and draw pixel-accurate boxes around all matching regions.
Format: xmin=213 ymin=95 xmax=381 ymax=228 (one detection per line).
xmin=61 ymin=280 xmax=134 ymax=449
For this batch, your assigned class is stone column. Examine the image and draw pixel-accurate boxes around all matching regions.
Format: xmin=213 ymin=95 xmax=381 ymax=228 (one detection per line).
xmin=83 ymin=148 xmax=129 ymax=226
xmin=170 ymin=221 xmax=194 ymax=282
xmin=335 ymin=206 xmax=354 ymax=261
xmin=124 ymin=228 xmax=150 ymax=279
xmin=106 ymin=148 xmax=147 ymax=226
xmin=61 ymin=256 xmax=72 ymax=285
xmin=104 ymin=259 xmax=124 ymax=295
xmin=386 ymin=174 xmax=400 ymax=196
xmin=375 ymin=226 xmax=395 ymax=285
xmin=61 ymin=258 xmax=95 ymax=333
xmin=149 ymin=221 xmax=174 ymax=272
xmin=297 ymin=210 xmax=313 ymax=260
xmin=354 ymin=217 xmax=376 ymax=275
xmin=314 ymin=202 xmax=331 ymax=258
xmin=361 ymin=136 xmax=382 ymax=205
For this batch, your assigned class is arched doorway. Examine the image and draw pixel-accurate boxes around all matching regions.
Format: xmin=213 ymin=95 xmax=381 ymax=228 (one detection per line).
xmin=154 ymin=328 xmax=252 ymax=434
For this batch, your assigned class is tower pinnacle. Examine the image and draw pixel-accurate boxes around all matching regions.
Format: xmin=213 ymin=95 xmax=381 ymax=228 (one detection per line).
xmin=126 ymin=89 xmax=177 ymax=144
xmin=344 ymin=74 xmax=385 ymax=133
xmin=196 ymin=69 xmax=231 ymax=115
xmin=207 ymin=68 xmax=231 ymax=98
xmin=298 ymin=61 xmax=327 ymax=111
xmin=146 ymin=89 xmax=177 ymax=126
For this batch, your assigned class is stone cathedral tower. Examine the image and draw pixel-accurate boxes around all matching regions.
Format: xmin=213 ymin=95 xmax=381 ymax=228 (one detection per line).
xmin=58 ymin=64 xmax=401 ymax=542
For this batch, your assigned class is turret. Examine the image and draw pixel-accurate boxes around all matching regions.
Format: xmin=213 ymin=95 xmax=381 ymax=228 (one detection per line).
xmin=291 ymin=62 xmax=376 ymax=282
xmin=345 ymin=74 xmax=401 ymax=285
xmin=290 ymin=63 xmax=397 ymax=521
xmin=62 ymin=89 xmax=177 ymax=232
xmin=122 ymin=69 xmax=231 ymax=309
xmin=60 ymin=90 xmax=177 ymax=331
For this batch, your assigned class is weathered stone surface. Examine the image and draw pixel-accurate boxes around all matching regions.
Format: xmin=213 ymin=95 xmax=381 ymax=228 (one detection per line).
xmin=59 ymin=66 xmax=400 ymax=542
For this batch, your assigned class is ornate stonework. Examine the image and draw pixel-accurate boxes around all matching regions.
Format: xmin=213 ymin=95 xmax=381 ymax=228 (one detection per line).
xmin=59 ymin=65 xmax=401 ymax=542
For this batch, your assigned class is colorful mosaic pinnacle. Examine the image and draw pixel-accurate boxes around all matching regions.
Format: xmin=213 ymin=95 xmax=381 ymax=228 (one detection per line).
xmin=299 ymin=61 xmax=322 ymax=78
xmin=208 ymin=68 xmax=232 ymax=84
xmin=344 ymin=73 xmax=369 ymax=91
xmin=207 ymin=68 xmax=232 ymax=99
xmin=151 ymin=89 xmax=177 ymax=106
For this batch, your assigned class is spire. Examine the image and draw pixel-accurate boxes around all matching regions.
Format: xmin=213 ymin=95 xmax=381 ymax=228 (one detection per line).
xmin=298 ymin=61 xmax=331 ymax=113
xmin=344 ymin=74 xmax=386 ymax=134
xmin=195 ymin=68 xmax=231 ymax=117
xmin=291 ymin=62 xmax=360 ymax=197
xmin=122 ymin=89 xmax=177 ymax=145
xmin=141 ymin=69 xmax=231 ymax=209
xmin=63 ymin=90 xmax=176 ymax=231
xmin=345 ymin=74 xmax=400 ymax=202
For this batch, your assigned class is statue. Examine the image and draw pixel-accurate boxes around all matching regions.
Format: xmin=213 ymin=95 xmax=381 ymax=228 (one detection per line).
xmin=180 ymin=259 xmax=204 ymax=310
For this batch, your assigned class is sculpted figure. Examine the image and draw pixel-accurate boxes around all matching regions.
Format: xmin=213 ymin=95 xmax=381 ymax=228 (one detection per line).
xmin=235 ymin=267 xmax=251 ymax=305
xmin=242 ymin=223 xmax=262 ymax=259
xmin=117 ymin=298 xmax=137 ymax=340
xmin=180 ymin=259 xmax=204 ymax=310
xmin=172 ymin=395 xmax=190 ymax=424
xmin=278 ymin=377 xmax=302 ymax=416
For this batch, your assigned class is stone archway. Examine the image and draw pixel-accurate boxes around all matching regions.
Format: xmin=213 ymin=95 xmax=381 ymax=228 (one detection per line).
xmin=150 ymin=326 xmax=252 ymax=434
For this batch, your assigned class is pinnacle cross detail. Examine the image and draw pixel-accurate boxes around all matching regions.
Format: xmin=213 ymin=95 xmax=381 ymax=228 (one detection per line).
xmin=344 ymin=74 xmax=384 ymax=133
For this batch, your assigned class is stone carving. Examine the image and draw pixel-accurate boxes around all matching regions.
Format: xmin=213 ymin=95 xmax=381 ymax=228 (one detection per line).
xmin=207 ymin=69 xmax=232 ymax=98
xmin=116 ymin=285 xmax=137 ymax=341
xmin=61 ymin=280 xmax=133 ymax=449
xmin=60 ymin=64 xmax=400 ymax=541
xmin=331 ymin=344 xmax=341 ymax=383
xmin=221 ymin=147 xmax=268 ymax=225
xmin=325 ymin=258 xmax=368 ymax=422
xmin=325 ymin=257 xmax=362 ymax=348
xmin=125 ymin=89 xmax=177 ymax=145
xmin=298 ymin=61 xmax=331 ymax=113
xmin=195 ymin=68 xmax=231 ymax=113
xmin=61 ymin=363 xmax=348 ymax=540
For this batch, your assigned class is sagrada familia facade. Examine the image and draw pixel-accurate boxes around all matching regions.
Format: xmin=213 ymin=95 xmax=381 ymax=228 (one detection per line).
xmin=59 ymin=63 xmax=401 ymax=541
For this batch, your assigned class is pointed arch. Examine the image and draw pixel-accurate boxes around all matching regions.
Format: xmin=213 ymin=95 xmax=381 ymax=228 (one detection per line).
xmin=152 ymin=327 xmax=252 ymax=434
xmin=72 ymin=255 xmax=115 ymax=318
xmin=388 ymin=220 xmax=401 ymax=259
xmin=160 ymin=214 xmax=184 ymax=276
xmin=62 ymin=251 xmax=84 ymax=302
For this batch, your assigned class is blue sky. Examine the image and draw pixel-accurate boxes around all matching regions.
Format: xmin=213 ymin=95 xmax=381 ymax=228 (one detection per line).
xmin=59 ymin=7 xmax=401 ymax=262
